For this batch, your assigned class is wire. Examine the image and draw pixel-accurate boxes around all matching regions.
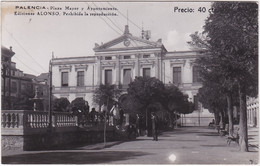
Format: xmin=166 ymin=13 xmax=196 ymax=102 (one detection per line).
xmin=85 ymin=2 xmax=121 ymax=36
xmin=13 ymin=56 xmax=41 ymax=75
xmin=93 ymin=2 xmax=124 ymax=34
xmin=107 ymin=2 xmax=142 ymax=31
xmin=3 ymin=26 xmax=48 ymax=73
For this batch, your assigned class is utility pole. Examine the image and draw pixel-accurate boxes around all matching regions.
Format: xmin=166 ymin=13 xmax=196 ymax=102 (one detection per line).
xmin=48 ymin=57 xmax=53 ymax=132
xmin=8 ymin=60 xmax=11 ymax=109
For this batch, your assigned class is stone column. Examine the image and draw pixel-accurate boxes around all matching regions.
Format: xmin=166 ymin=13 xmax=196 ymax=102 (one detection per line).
xmin=135 ymin=54 xmax=139 ymax=77
xmin=96 ymin=56 xmax=101 ymax=85
xmin=115 ymin=55 xmax=120 ymax=86
xmin=155 ymin=53 xmax=159 ymax=79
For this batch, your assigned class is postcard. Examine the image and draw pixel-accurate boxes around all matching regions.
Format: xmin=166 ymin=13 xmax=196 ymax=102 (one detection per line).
xmin=1 ymin=1 xmax=258 ymax=164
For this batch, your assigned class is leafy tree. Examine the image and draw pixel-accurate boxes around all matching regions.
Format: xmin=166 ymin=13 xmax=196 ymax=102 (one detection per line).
xmin=127 ymin=77 xmax=193 ymax=129
xmin=127 ymin=76 xmax=165 ymax=115
xmin=118 ymin=94 xmax=144 ymax=115
xmin=188 ymin=2 xmax=258 ymax=151
xmin=163 ymin=84 xmax=194 ymax=114
xmin=197 ymin=82 xmax=227 ymax=126
xmin=52 ymin=98 xmax=70 ymax=112
xmin=70 ymin=98 xmax=89 ymax=115
xmin=162 ymin=84 xmax=194 ymax=127
xmin=93 ymin=84 xmax=122 ymax=112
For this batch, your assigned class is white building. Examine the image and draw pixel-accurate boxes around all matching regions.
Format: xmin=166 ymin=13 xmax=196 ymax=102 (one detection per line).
xmin=51 ymin=25 xmax=212 ymax=124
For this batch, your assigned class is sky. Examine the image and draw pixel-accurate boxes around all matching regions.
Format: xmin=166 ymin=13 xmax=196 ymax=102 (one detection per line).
xmin=2 ymin=1 xmax=211 ymax=76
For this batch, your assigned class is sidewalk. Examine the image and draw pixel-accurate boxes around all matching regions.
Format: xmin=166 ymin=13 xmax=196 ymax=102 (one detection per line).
xmin=2 ymin=126 xmax=258 ymax=164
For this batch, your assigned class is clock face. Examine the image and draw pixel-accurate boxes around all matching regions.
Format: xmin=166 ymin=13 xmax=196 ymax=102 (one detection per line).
xmin=124 ymin=39 xmax=130 ymax=47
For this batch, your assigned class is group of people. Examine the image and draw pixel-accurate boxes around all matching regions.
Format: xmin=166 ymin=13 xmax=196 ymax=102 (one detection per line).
xmin=100 ymin=102 xmax=124 ymax=126
xmin=74 ymin=101 xmax=160 ymax=141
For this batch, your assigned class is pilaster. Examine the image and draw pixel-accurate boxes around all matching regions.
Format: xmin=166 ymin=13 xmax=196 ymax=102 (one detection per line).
xmin=135 ymin=54 xmax=140 ymax=77
xmin=115 ymin=55 xmax=120 ymax=86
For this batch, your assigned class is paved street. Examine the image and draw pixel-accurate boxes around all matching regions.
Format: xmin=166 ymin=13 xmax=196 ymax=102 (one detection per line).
xmin=2 ymin=126 xmax=258 ymax=164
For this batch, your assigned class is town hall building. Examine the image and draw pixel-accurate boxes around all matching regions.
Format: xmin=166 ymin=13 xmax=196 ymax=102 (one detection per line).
xmin=51 ymin=25 xmax=211 ymax=125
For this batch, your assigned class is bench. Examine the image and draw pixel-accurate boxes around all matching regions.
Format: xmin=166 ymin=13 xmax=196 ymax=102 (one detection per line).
xmin=226 ymin=127 xmax=240 ymax=146
xmin=215 ymin=125 xmax=228 ymax=136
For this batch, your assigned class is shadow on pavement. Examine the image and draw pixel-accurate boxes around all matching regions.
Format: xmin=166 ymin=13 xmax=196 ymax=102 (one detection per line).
xmin=200 ymin=144 xmax=229 ymax=147
xmin=198 ymin=132 xmax=219 ymax=136
xmin=2 ymin=151 xmax=151 ymax=164
xmin=164 ymin=139 xmax=204 ymax=142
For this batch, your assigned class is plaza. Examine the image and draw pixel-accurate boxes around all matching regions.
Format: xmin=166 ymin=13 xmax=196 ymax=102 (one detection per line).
xmin=2 ymin=126 xmax=258 ymax=164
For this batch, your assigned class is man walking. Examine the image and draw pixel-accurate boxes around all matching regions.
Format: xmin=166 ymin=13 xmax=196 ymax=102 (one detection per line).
xmin=151 ymin=112 xmax=158 ymax=141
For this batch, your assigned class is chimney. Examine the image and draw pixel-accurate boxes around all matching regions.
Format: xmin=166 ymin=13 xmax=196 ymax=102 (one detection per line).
xmin=124 ymin=25 xmax=130 ymax=34
xmin=10 ymin=46 xmax=12 ymax=51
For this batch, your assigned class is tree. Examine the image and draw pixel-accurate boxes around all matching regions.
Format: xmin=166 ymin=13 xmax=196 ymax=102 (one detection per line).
xmin=197 ymin=82 xmax=227 ymax=126
xmin=188 ymin=2 xmax=258 ymax=151
xmin=162 ymin=84 xmax=194 ymax=127
xmin=127 ymin=77 xmax=193 ymax=129
xmin=127 ymin=76 xmax=165 ymax=134
xmin=163 ymin=84 xmax=194 ymax=114
xmin=93 ymin=84 xmax=122 ymax=111
xmin=127 ymin=77 xmax=165 ymax=110
xmin=52 ymin=98 xmax=70 ymax=112
xmin=118 ymin=94 xmax=144 ymax=115
xmin=127 ymin=77 xmax=165 ymax=115
xmin=92 ymin=84 xmax=122 ymax=147
xmin=70 ymin=98 xmax=89 ymax=115
xmin=12 ymin=85 xmax=35 ymax=110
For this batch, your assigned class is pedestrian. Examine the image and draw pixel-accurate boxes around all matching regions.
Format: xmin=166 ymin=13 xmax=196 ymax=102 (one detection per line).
xmin=136 ymin=114 xmax=140 ymax=136
xmin=151 ymin=112 xmax=158 ymax=141
xmin=101 ymin=103 xmax=108 ymax=122
xmin=109 ymin=102 xmax=119 ymax=126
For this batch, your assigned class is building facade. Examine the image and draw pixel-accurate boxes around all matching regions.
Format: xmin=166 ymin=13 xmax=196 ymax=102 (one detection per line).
xmin=51 ymin=25 xmax=206 ymax=115
xmin=247 ymin=97 xmax=258 ymax=127
xmin=1 ymin=46 xmax=49 ymax=111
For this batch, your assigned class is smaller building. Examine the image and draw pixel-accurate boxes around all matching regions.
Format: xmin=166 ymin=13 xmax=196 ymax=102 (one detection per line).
xmin=247 ymin=97 xmax=258 ymax=127
xmin=1 ymin=45 xmax=49 ymax=111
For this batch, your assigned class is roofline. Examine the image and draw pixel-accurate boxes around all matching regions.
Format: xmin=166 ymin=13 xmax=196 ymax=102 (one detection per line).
xmin=167 ymin=49 xmax=207 ymax=54
xmin=94 ymin=46 xmax=163 ymax=53
xmin=93 ymin=33 xmax=162 ymax=51
xmin=51 ymin=56 xmax=96 ymax=60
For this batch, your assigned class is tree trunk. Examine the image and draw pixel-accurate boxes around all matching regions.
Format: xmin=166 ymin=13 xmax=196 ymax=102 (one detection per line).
xmin=219 ymin=110 xmax=225 ymax=129
xmin=169 ymin=113 xmax=173 ymax=128
xmin=214 ymin=109 xmax=220 ymax=125
xmin=238 ymin=83 xmax=249 ymax=152
xmin=226 ymin=93 xmax=234 ymax=136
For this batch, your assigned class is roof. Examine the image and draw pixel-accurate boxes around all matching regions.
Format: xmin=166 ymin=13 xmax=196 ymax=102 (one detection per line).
xmin=93 ymin=25 xmax=166 ymax=53
xmin=1 ymin=45 xmax=15 ymax=57
xmin=35 ymin=73 xmax=49 ymax=82
xmin=23 ymin=73 xmax=36 ymax=79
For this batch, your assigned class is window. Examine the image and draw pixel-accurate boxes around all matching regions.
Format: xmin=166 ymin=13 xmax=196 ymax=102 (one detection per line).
xmin=123 ymin=69 xmax=132 ymax=85
xmin=61 ymin=72 xmax=69 ymax=87
xmin=21 ymin=83 xmax=26 ymax=91
xmin=124 ymin=55 xmax=131 ymax=59
xmin=11 ymin=82 xmax=17 ymax=93
xmin=77 ymin=71 xmax=84 ymax=86
xmin=143 ymin=68 xmax=151 ymax=77
xmin=143 ymin=54 xmax=150 ymax=58
xmin=193 ymin=66 xmax=202 ymax=83
xmin=105 ymin=56 xmax=112 ymax=60
xmin=105 ymin=69 xmax=112 ymax=85
xmin=173 ymin=67 xmax=182 ymax=84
